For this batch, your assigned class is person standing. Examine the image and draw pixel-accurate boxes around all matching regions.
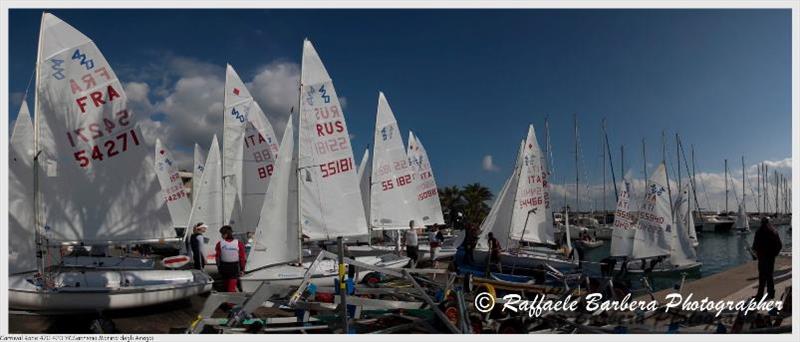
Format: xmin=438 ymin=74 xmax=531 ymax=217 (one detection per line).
xmin=188 ymin=223 xmax=207 ymax=271
xmin=215 ymin=225 xmax=247 ymax=292
xmin=404 ymin=220 xmax=419 ymax=267
xmin=486 ymin=232 xmax=503 ymax=273
xmin=752 ymin=217 xmax=783 ymax=299
xmin=462 ymin=223 xmax=476 ymax=266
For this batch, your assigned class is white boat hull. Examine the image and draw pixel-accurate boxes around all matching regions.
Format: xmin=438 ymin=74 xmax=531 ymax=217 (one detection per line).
xmin=9 ymin=270 xmax=213 ymax=312
xmin=239 ymin=255 xmax=409 ymax=293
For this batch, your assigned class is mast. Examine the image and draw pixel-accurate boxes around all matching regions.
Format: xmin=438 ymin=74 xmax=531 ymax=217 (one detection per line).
xmin=642 ymin=139 xmax=647 ymax=190
xmin=603 ymin=119 xmax=619 ymax=202
xmin=676 ymin=134 xmax=681 ymax=197
xmin=295 ymin=40 xmax=305 ymax=264
xmin=620 ymin=145 xmax=625 ymax=178
xmin=775 ymin=170 xmax=779 ymax=216
xmin=33 ymin=12 xmax=47 ymax=286
xmin=574 ymin=114 xmax=579 ymax=214
xmin=758 ymin=162 xmax=762 ymax=214
xmin=742 ymin=156 xmax=746 ymax=213
xmin=662 ymin=131 xmax=673 ymax=217
xmin=602 ymin=121 xmax=606 ymax=216
xmin=724 ymin=159 xmax=729 ymax=213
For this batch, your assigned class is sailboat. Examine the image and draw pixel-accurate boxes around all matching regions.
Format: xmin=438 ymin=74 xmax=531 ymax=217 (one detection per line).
xmin=622 ymin=165 xmax=701 ymax=274
xmin=609 ymin=179 xmax=636 ymax=258
xmin=474 ymin=125 xmax=579 ymax=271
xmin=239 ymin=40 xmax=408 ymax=291
xmin=348 ymin=93 xmax=450 ymax=261
xmin=9 ymin=13 xmax=211 ymax=311
xmin=192 ymin=143 xmax=206 ymax=202
xmin=154 ymin=139 xmax=192 ymax=231
xmin=734 ymin=157 xmax=751 ymax=234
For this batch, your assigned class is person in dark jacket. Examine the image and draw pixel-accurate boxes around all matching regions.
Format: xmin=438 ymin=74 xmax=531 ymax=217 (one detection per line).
xmin=752 ymin=217 xmax=782 ymax=299
xmin=188 ymin=223 xmax=207 ymax=271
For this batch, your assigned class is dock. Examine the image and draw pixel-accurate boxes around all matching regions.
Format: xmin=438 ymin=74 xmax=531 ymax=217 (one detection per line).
xmin=646 ymin=255 xmax=792 ymax=303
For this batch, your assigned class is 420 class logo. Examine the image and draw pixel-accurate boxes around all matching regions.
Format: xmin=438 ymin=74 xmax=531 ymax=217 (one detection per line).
xmin=648 ymin=183 xmax=666 ymax=196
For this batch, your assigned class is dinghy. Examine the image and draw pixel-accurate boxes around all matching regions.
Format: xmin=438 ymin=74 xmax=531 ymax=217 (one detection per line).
xmin=621 ymin=168 xmax=701 ymax=274
xmin=474 ymin=126 xmax=579 ymax=272
xmin=240 ymin=40 xmax=408 ymax=292
xmin=8 ymin=13 xmax=211 ymax=311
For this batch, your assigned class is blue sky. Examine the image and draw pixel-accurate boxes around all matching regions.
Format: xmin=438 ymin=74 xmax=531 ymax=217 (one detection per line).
xmin=7 ymin=9 xmax=792 ymax=211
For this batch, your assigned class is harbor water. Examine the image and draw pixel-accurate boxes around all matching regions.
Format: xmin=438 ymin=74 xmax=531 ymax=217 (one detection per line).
xmin=583 ymin=224 xmax=793 ymax=291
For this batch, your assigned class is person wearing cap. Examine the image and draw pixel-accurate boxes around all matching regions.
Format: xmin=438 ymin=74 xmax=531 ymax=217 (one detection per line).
xmin=752 ymin=217 xmax=783 ymax=299
xmin=189 ymin=222 xmax=207 ymax=271
xmin=216 ymin=225 xmax=247 ymax=292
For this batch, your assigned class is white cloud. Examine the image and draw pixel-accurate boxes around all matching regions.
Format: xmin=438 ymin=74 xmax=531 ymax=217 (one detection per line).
xmin=248 ymin=61 xmax=301 ymax=139
xmin=482 ymin=155 xmax=500 ymax=172
xmin=548 ymin=159 xmax=791 ymax=213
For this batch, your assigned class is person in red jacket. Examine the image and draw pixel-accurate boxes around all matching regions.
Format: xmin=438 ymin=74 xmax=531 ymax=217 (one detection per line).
xmin=215 ymin=225 xmax=247 ymax=292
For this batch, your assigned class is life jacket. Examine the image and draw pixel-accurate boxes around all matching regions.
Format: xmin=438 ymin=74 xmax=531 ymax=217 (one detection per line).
xmin=219 ymin=239 xmax=240 ymax=263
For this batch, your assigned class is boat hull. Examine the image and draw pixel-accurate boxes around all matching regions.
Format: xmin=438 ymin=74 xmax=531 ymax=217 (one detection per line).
xmin=9 ymin=270 xmax=213 ymax=312
xmin=616 ymin=261 xmax=702 ymax=274
xmin=239 ymin=255 xmax=409 ymax=292
xmin=471 ymin=248 xmax=579 ymax=272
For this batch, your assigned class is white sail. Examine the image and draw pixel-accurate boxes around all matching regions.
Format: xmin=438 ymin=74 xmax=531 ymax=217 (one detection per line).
xmin=192 ymin=143 xmax=206 ymax=202
xmin=631 ymin=163 xmax=673 ymax=259
xmin=671 ymin=184 xmax=698 ymax=265
xmin=297 ymin=40 xmax=368 ymax=240
xmin=222 ymin=64 xmax=252 ymax=226
xmin=734 ymin=200 xmax=749 ymax=231
xmin=478 ymin=140 xmax=524 ymax=250
xmin=186 ymin=136 xmax=224 ymax=263
xmin=35 ymin=13 xmax=171 ymax=243
xmin=357 ymin=148 xmax=371 ymax=221
xmin=509 ymin=125 xmax=554 ymax=245
xmin=246 ymin=116 xmax=299 ymax=271
xmin=154 ymin=139 xmax=191 ymax=228
xmin=609 ymin=179 xmax=636 ymax=257
xmin=240 ymin=107 xmax=280 ymax=233
xmin=369 ymin=92 xmax=422 ymax=230
xmin=407 ymin=131 xmax=445 ymax=225
xmin=9 ymin=101 xmax=37 ymax=274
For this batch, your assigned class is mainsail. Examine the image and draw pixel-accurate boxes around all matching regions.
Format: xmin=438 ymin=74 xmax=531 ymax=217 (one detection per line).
xmin=186 ymin=136 xmax=224 ymax=261
xmin=246 ymin=117 xmax=299 ymax=271
xmin=222 ymin=64 xmax=257 ymax=226
xmin=477 ymin=140 xmax=524 ymax=249
xmin=671 ymin=184 xmax=698 ymax=266
xmin=631 ymin=163 xmax=673 ymax=259
xmin=9 ymin=101 xmax=36 ymax=274
xmin=370 ymin=92 xmax=422 ymax=230
xmin=357 ymin=148 xmax=371 ymax=221
xmin=192 ymin=143 xmax=206 ymax=202
xmin=240 ymin=106 xmax=280 ymax=233
xmin=509 ymin=125 xmax=554 ymax=245
xmin=407 ymin=131 xmax=445 ymax=225
xmin=154 ymin=139 xmax=191 ymax=228
xmin=35 ymin=13 xmax=171 ymax=243
xmin=609 ymin=179 xmax=636 ymax=257
xmin=297 ymin=39 xmax=368 ymax=240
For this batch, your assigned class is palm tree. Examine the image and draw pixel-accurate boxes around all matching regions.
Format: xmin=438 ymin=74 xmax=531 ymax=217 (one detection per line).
xmin=438 ymin=185 xmax=462 ymax=223
xmin=460 ymin=183 xmax=493 ymax=227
